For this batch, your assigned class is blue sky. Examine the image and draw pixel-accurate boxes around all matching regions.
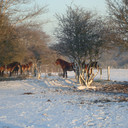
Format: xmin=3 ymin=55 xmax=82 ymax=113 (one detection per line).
xmin=36 ymin=0 xmax=107 ymax=37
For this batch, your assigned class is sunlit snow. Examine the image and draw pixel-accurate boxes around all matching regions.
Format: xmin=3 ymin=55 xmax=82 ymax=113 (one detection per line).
xmin=0 ymin=69 xmax=128 ymax=128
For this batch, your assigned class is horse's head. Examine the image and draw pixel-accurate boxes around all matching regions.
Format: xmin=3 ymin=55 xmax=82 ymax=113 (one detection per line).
xmin=55 ymin=59 xmax=60 ymax=65
xmin=70 ymin=63 xmax=75 ymax=68
xmin=28 ymin=62 xmax=33 ymax=67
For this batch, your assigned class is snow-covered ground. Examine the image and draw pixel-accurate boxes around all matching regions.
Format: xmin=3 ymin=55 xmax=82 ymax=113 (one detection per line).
xmin=0 ymin=69 xmax=128 ymax=128
xmin=95 ymin=69 xmax=128 ymax=82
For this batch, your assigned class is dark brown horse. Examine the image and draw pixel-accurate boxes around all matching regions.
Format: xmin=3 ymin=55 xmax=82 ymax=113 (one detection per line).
xmin=56 ymin=59 xmax=74 ymax=78
xmin=88 ymin=61 xmax=99 ymax=68
xmin=82 ymin=61 xmax=99 ymax=70
xmin=7 ymin=62 xmax=20 ymax=76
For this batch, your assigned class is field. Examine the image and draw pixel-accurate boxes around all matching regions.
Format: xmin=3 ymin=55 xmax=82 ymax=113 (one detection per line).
xmin=0 ymin=69 xmax=128 ymax=128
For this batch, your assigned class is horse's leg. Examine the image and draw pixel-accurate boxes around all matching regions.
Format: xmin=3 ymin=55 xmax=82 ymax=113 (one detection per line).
xmin=16 ymin=70 xmax=18 ymax=76
xmin=10 ymin=68 xmax=13 ymax=77
xmin=20 ymin=66 xmax=23 ymax=75
xmin=27 ymin=69 xmax=29 ymax=75
xmin=63 ymin=70 xmax=65 ymax=78
xmin=16 ymin=67 xmax=19 ymax=76
xmin=10 ymin=71 xmax=11 ymax=77
xmin=2 ymin=71 xmax=4 ymax=76
xmin=66 ymin=71 xmax=67 ymax=78
xmin=63 ymin=70 xmax=67 ymax=78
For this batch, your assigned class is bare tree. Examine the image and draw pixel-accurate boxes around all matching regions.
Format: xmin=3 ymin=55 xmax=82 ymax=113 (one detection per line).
xmin=0 ymin=0 xmax=47 ymax=66
xmin=106 ymin=0 xmax=128 ymax=50
xmin=27 ymin=29 xmax=50 ymax=63
xmin=52 ymin=6 xmax=105 ymax=85
xmin=0 ymin=0 xmax=47 ymax=26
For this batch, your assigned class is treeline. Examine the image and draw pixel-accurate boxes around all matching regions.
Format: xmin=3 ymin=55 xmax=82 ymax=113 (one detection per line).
xmin=0 ymin=0 xmax=128 ymax=73
xmin=0 ymin=0 xmax=56 ymax=68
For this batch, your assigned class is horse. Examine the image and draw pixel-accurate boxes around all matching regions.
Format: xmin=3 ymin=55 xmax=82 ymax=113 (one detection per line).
xmin=86 ymin=61 xmax=99 ymax=77
xmin=0 ymin=65 xmax=5 ymax=76
xmin=6 ymin=62 xmax=20 ymax=76
xmin=82 ymin=61 xmax=99 ymax=70
xmin=12 ymin=65 xmax=20 ymax=75
xmin=56 ymin=59 xmax=74 ymax=78
xmin=21 ymin=62 xmax=33 ymax=75
xmin=27 ymin=62 xmax=33 ymax=71
xmin=20 ymin=64 xmax=28 ymax=74
xmin=87 ymin=61 xmax=99 ymax=69
xmin=81 ymin=61 xmax=99 ymax=78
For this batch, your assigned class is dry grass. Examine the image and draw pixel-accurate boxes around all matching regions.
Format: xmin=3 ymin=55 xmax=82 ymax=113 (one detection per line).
xmin=91 ymin=81 xmax=128 ymax=94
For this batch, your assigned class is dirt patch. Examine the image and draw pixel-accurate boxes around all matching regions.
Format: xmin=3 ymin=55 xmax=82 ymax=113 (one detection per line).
xmin=91 ymin=81 xmax=128 ymax=94
xmin=23 ymin=92 xmax=34 ymax=95
xmin=91 ymin=96 xmax=128 ymax=103
xmin=100 ymin=84 xmax=128 ymax=94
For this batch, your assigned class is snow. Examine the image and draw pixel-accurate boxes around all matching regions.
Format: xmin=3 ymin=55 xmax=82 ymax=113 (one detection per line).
xmin=0 ymin=69 xmax=128 ymax=128
xmin=95 ymin=69 xmax=128 ymax=82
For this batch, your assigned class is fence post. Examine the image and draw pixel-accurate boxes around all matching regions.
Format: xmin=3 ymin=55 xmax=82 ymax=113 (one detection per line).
xmin=107 ymin=66 xmax=110 ymax=81
xmin=100 ymin=68 xmax=102 ymax=79
xmin=45 ymin=66 xmax=48 ymax=77
xmin=38 ymin=65 xmax=41 ymax=79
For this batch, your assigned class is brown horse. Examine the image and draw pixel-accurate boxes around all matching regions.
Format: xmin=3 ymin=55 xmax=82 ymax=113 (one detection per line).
xmin=27 ymin=62 xmax=33 ymax=71
xmin=82 ymin=61 xmax=99 ymax=70
xmin=0 ymin=65 xmax=5 ymax=76
xmin=21 ymin=62 xmax=33 ymax=75
xmin=6 ymin=62 xmax=21 ymax=76
xmin=84 ymin=61 xmax=99 ymax=77
xmin=88 ymin=61 xmax=99 ymax=68
xmin=56 ymin=59 xmax=74 ymax=78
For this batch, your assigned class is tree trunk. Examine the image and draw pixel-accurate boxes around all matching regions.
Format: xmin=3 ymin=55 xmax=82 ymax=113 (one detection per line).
xmin=79 ymin=67 xmax=99 ymax=87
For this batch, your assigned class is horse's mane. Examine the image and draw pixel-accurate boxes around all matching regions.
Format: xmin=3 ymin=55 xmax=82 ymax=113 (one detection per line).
xmin=57 ymin=59 xmax=69 ymax=63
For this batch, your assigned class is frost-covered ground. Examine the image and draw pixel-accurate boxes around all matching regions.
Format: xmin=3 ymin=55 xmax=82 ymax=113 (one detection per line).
xmin=0 ymin=69 xmax=128 ymax=128
xmin=95 ymin=69 xmax=128 ymax=82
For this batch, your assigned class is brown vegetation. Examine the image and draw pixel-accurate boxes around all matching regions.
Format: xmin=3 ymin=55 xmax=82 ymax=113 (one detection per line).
xmin=91 ymin=81 xmax=128 ymax=94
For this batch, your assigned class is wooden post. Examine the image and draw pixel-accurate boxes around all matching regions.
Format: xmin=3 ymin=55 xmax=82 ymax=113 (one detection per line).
xmin=45 ymin=66 xmax=47 ymax=77
xmin=38 ymin=65 xmax=41 ymax=79
xmin=107 ymin=66 xmax=110 ymax=81
xmin=100 ymin=68 xmax=102 ymax=79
